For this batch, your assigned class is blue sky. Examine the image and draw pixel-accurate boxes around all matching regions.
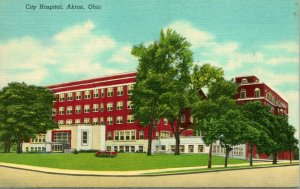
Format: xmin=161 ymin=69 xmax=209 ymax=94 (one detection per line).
xmin=0 ymin=0 xmax=299 ymax=137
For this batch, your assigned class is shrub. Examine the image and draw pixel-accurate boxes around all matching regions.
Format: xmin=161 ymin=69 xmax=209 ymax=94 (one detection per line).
xmin=95 ymin=151 xmax=117 ymax=158
xmin=73 ymin=149 xmax=78 ymax=154
xmin=79 ymin=149 xmax=98 ymax=153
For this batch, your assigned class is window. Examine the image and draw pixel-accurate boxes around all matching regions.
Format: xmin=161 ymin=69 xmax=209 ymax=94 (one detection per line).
xmin=120 ymin=131 xmax=125 ymax=140
xmin=254 ymin=88 xmax=260 ymax=97
xmin=161 ymin=145 xmax=166 ymax=151
xmin=188 ymin=145 xmax=194 ymax=153
xmin=114 ymin=132 xmax=119 ymax=140
xmin=139 ymin=130 xmax=144 ymax=139
xmin=125 ymin=131 xmax=130 ymax=140
xmin=127 ymin=115 xmax=134 ymax=123
xmin=107 ymin=132 xmax=112 ymax=140
xmin=170 ymin=145 xmax=175 ymax=152
xmin=107 ymin=102 xmax=113 ymax=111
xmin=131 ymin=131 xmax=136 ymax=140
xmin=100 ymin=117 xmax=104 ymax=125
xmin=241 ymin=78 xmax=248 ymax=84
xmin=138 ymin=146 xmax=143 ymax=153
xmin=76 ymin=91 xmax=82 ymax=100
xmin=59 ymin=94 xmax=65 ymax=102
xmin=127 ymin=84 xmax=133 ymax=95
xmin=100 ymin=103 xmax=104 ymax=112
xmin=82 ymin=131 xmax=88 ymax=145
xmin=59 ymin=107 xmax=64 ymax=115
xmin=84 ymin=118 xmax=90 ymax=124
xmin=93 ymin=89 xmax=99 ymax=98
xmin=93 ymin=104 xmax=99 ymax=112
xmin=117 ymin=86 xmax=124 ymax=96
xmin=181 ymin=115 xmax=186 ymax=123
xmin=101 ymin=89 xmax=105 ymax=98
xmin=66 ymin=119 xmax=72 ymax=125
xmin=160 ymin=131 xmax=170 ymax=138
xmin=107 ymin=146 xmax=112 ymax=151
xmin=163 ymin=118 xmax=168 ymax=125
xmin=114 ymin=146 xmax=118 ymax=152
xmin=67 ymin=106 xmax=72 ymax=115
xmin=75 ymin=119 xmax=81 ymax=124
xmin=131 ymin=146 xmax=135 ymax=152
xmin=92 ymin=117 xmax=98 ymax=125
xmin=107 ymin=116 xmax=113 ymax=125
xmin=31 ymin=134 xmax=46 ymax=143
xmin=84 ymin=105 xmax=90 ymax=113
xmin=52 ymin=108 xmax=56 ymax=116
xmin=155 ymin=132 xmax=159 ymax=139
xmin=107 ymin=87 xmax=114 ymax=97
xmin=67 ymin=92 xmax=73 ymax=101
xmin=180 ymin=145 xmax=185 ymax=153
xmin=26 ymin=147 xmax=29 ymax=152
xmin=117 ymin=101 xmax=123 ymax=110
xmin=53 ymin=131 xmax=70 ymax=144
xmin=116 ymin=116 xmax=124 ymax=124
xmin=127 ymin=101 xmax=133 ymax=109
xmin=75 ymin=105 xmax=82 ymax=114
xmin=240 ymin=89 xmax=246 ymax=99
xmin=84 ymin=90 xmax=91 ymax=99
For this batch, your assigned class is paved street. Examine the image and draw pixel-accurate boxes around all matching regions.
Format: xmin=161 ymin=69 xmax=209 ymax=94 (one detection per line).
xmin=0 ymin=165 xmax=298 ymax=187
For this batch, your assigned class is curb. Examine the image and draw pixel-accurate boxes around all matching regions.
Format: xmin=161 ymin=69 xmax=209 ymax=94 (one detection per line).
xmin=0 ymin=163 xmax=298 ymax=177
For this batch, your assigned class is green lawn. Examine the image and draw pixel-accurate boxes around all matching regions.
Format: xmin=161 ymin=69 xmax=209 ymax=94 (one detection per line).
xmin=0 ymin=153 xmax=248 ymax=171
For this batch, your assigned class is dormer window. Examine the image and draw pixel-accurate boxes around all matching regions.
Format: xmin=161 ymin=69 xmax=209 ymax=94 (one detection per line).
xmin=241 ymin=78 xmax=248 ymax=84
xmin=240 ymin=89 xmax=246 ymax=99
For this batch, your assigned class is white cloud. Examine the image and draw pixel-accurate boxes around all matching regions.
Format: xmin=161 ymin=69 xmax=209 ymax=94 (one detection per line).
xmin=166 ymin=20 xmax=214 ymax=48
xmin=0 ymin=20 xmax=134 ymax=88
xmin=264 ymin=41 xmax=299 ymax=53
xmin=266 ymin=57 xmax=298 ymax=65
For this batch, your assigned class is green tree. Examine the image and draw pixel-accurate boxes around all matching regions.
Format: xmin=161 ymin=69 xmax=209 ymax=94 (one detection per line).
xmin=0 ymin=82 xmax=58 ymax=153
xmin=283 ymin=124 xmax=298 ymax=163
xmin=131 ymin=29 xmax=193 ymax=155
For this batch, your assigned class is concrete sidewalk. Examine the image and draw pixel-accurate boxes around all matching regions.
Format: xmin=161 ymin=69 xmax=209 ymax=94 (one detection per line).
xmin=0 ymin=161 xmax=298 ymax=176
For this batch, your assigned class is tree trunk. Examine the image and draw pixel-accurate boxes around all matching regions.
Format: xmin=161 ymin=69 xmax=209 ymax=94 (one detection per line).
xmin=272 ymin=152 xmax=277 ymax=164
xmin=208 ymin=143 xmax=212 ymax=168
xmin=147 ymin=125 xmax=153 ymax=156
xmin=174 ymin=133 xmax=180 ymax=155
xmin=224 ymin=148 xmax=229 ymax=168
xmin=16 ymin=141 xmax=23 ymax=154
xmin=289 ymin=151 xmax=292 ymax=163
xmin=249 ymin=144 xmax=253 ymax=166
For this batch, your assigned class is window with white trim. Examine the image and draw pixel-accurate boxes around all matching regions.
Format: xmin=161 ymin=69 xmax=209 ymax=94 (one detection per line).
xmin=52 ymin=108 xmax=56 ymax=116
xmin=127 ymin=101 xmax=133 ymax=109
xmin=107 ymin=116 xmax=113 ymax=125
xmin=120 ymin=131 xmax=124 ymax=140
xmin=127 ymin=115 xmax=134 ymax=123
xmin=76 ymin=91 xmax=82 ymax=100
xmin=107 ymin=102 xmax=113 ymax=111
xmin=92 ymin=117 xmax=98 ymax=125
xmin=117 ymin=101 xmax=123 ymax=110
xmin=127 ymin=84 xmax=133 ymax=95
xmin=100 ymin=117 xmax=104 ymax=125
xmin=59 ymin=107 xmax=64 ymax=115
xmin=75 ymin=119 xmax=81 ymax=124
xmin=75 ymin=105 xmax=82 ymax=114
xmin=139 ymin=130 xmax=144 ymax=139
xmin=93 ymin=104 xmax=99 ymax=112
xmin=67 ymin=92 xmax=73 ymax=101
xmin=59 ymin=94 xmax=65 ymax=102
xmin=84 ymin=90 xmax=91 ymax=99
xmin=66 ymin=119 xmax=72 ymax=125
xmin=107 ymin=87 xmax=114 ymax=97
xmin=82 ymin=131 xmax=88 ymax=145
xmin=93 ymin=89 xmax=99 ymax=98
xmin=107 ymin=132 xmax=112 ymax=140
xmin=163 ymin=118 xmax=168 ymax=125
xmin=160 ymin=131 xmax=170 ymax=138
xmin=131 ymin=131 xmax=136 ymax=140
xmin=84 ymin=105 xmax=90 ymax=113
xmin=101 ymin=89 xmax=105 ymax=98
xmin=114 ymin=132 xmax=119 ymax=140
xmin=181 ymin=115 xmax=186 ymax=123
xmin=116 ymin=116 xmax=124 ymax=124
xmin=84 ymin=118 xmax=90 ymax=124
xmin=100 ymin=103 xmax=104 ymax=112
xmin=67 ymin=106 xmax=72 ymax=115
xmin=254 ymin=88 xmax=260 ymax=97
xmin=241 ymin=78 xmax=248 ymax=84
xmin=240 ymin=89 xmax=246 ymax=99
xmin=117 ymin=86 xmax=124 ymax=96
xmin=189 ymin=145 xmax=194 ymax=153
xmin=58 ymin=120 xmax=64 ymax=125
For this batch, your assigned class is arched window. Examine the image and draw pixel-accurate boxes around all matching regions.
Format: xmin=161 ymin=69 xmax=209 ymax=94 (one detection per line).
xmin=254 ymin=88 xmax=260 ymax=97
xmin=240 ymin=89 xmax=246 ymax=99
xmin=241 ymin=78 xmax=248 ymax=84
